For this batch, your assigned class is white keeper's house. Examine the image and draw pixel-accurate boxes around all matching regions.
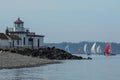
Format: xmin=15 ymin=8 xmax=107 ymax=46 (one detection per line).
xmin=0 ymin=18 xmax=44 ymax=49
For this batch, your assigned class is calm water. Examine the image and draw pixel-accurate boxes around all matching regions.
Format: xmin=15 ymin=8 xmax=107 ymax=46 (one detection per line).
xmin=0 ymin=55 xmax=120 ymax=80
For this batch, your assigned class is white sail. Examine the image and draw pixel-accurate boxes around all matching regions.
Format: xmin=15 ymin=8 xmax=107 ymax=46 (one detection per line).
xmin=65 ymin=45 xmax=70 ymax=53
xmin=84 ymin=44 xmax=87 ymax=54
xmin=84 ymin=44 xmax=90 ymax=55
xmin=91 ymin=43 xmax=96 ymax=54
xmin=96 ymin=45 xmax=102 ymax=54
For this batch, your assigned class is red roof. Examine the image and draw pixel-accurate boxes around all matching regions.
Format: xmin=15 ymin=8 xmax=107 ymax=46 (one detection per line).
xmin=14 ymin=18 xmax=24 ymax=24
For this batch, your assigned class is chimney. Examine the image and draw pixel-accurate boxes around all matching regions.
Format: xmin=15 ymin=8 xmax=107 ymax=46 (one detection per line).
xmin=5 ymin=27 xmax=9 ymax=35
xmin=26 ymin=29 xmax=29 ymax=35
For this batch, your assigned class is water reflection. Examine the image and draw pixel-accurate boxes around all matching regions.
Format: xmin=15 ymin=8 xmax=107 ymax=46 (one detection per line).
xmin=0 ymin=67 xmax=45 ymax=80
xmin=0 ymin=56 xmax=120 ymax=80
xmin=13 ymin=68 xmax=45 ymax=80
xmin=13 ymin=69 xmax=23 ymax=80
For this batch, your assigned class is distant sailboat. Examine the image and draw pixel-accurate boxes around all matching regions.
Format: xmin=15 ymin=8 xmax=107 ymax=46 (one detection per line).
xmin=96 ymin=45 xmax=102 ymax=54
xmin=105 ymin=43 xmax=112 ymax=56
xmin=84 ymin=44 xmax=90 ymax=55
xmin=91 ymin=43 xmax=96 ymax=54
xmin=77 ymin=48 xmax=80 ymax=54
xmin=65 ymin=45 xmax=70 ymax=53
xmin=84 ymin=44 xmax=87 ymax=53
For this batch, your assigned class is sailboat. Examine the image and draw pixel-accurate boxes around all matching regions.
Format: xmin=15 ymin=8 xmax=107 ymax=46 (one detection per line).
xmin=105 ymin=43 xmax=112 ymax=56
xmin=77 ymin=48 xmax=80 ymax=54
xmin=65 ymin=45 xmax=70 ymax=53
xmin=91 ymin=42 xmax=96 ymax=54
xmin=84 ymin=44 xmax=90 ymax=55
xmin=96 ymin=45 xmax=102 ymax=54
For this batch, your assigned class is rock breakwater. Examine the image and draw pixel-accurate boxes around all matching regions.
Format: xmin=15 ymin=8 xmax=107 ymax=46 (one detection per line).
xmin=11 ymin=47 xmax=92 ymax=60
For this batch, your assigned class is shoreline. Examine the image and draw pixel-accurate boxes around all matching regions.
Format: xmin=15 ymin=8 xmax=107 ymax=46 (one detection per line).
xmin=0 ymin=52 xmax=60 ymax=69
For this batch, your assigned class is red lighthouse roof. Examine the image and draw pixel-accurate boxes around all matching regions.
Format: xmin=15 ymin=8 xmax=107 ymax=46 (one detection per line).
xmin=14 ymin=18 xmax=24 ymax=24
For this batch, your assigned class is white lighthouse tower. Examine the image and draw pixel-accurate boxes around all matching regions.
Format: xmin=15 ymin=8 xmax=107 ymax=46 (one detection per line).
xmin=14 ymin=18 xmax=25 ymax=32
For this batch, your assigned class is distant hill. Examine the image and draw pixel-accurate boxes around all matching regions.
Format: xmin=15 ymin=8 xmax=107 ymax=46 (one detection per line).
xmin=45 ymin=41 xmax=120 ymax=54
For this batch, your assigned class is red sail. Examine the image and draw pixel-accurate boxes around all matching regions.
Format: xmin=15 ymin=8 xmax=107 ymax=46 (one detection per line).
xmin=105 ymin=43 xmax=112 ymax=56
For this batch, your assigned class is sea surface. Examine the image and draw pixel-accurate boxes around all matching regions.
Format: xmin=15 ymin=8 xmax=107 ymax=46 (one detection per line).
xmin=0 ymin=54 xmax=120 ymax=80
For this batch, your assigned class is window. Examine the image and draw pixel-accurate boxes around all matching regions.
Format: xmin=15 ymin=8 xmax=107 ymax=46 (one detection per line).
xmin=17 ymin=24 xmax=20 ymax=27
xmin=17 ymin=40 xmax=19 ymax=45
xmin=23 ymin=37 xmax=25 ymax=45
xmin=28 ymin=38 xmax=33 ymax=49
xmin=38 ymin=39 xmax=40 ymax=48
xmin=13 ymin=40 xmax=14 ymax=47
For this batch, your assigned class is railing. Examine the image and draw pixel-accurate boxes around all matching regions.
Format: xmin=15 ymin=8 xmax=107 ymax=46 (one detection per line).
xmin=8 ymin=28 xmax=14 ymax=32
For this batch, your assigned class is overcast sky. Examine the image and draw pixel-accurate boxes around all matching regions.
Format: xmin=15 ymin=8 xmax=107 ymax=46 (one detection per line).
xmin=0 ymin=0 xmax=120 ymax=43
